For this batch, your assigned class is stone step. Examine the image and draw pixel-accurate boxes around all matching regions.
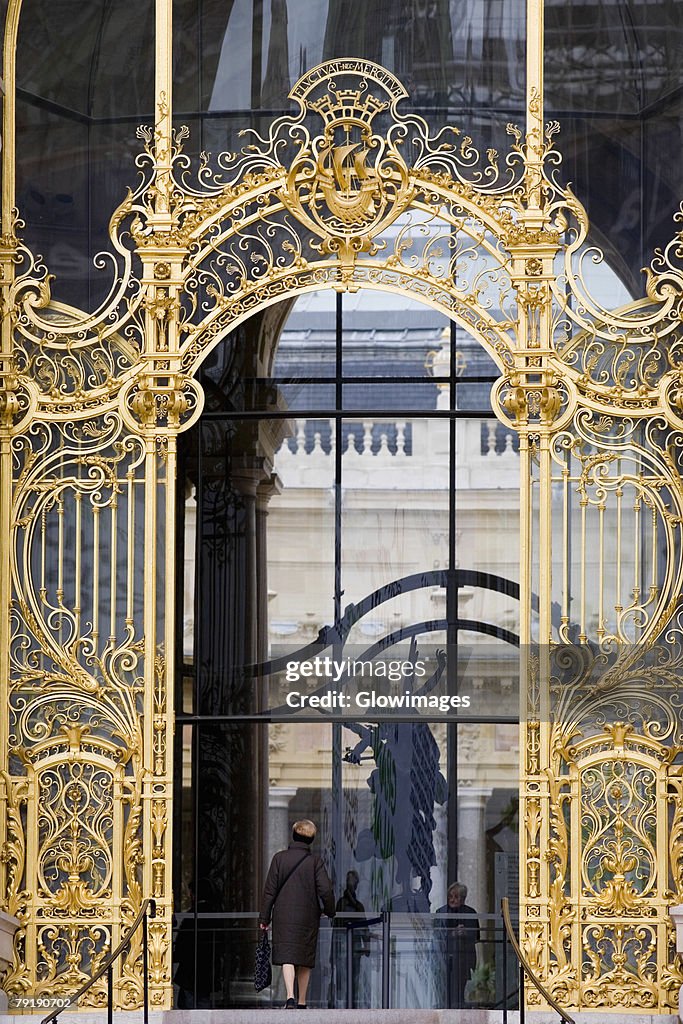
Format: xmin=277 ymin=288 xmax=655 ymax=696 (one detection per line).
xmin=0 ymin=1011 xmax=678 ymax=1024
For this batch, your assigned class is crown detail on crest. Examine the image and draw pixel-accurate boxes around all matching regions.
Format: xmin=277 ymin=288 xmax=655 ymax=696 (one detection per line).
xmin=277 ymin=61 xmax=415 ymax=269
xmin=310 ymin=88 xmax=388 ymax=129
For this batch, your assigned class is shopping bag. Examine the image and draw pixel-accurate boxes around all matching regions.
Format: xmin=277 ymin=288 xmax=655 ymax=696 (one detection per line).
xmin=254 ymin=930 xmax=272 ymax=992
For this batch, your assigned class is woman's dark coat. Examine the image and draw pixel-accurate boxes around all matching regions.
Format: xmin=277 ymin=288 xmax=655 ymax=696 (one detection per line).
xmin=259 ymin=839 xmax=336 ymax=967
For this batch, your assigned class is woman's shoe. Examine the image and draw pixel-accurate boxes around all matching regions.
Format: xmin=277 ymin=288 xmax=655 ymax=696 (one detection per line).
xmin=297 ymin=1005 xmax=307 ymax=1009
xmin=284 ymin=998 xmax=297 ymax=1009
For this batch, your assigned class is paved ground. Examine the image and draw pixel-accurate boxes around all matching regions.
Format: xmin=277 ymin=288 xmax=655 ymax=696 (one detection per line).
xmin=0 ymin=1010 xmax=678 ymax=1024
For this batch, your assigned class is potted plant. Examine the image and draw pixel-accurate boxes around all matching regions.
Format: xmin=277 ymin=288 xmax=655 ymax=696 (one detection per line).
xmin=464 ymin=961 xmax=496 ymax=1005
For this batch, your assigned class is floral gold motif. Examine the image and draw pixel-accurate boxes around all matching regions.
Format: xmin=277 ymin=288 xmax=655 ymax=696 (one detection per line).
xmin=2 ymin=47 xmax=683 ymax=1014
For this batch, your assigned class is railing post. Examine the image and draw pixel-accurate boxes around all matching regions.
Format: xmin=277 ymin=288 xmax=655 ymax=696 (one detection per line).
xmin=519 ymin=961 xmax=525 ymax=1024
xmin=501 ymin=897 xmax=573 ymax=1024
xmin=142 ymin=906 xmax=149 ymax=1024
xmin=346 ymin=924 xmax=353 ymax=1008
xmin=39 ymin=898 xmax=156 ymax=1024
xmin=502 ymin=920 xmax=507 ymax=1024
xmin=107 ymin=962 xmax=113 ymax=1024
xmin=381 ymin=910 xmax=391 ymax=1009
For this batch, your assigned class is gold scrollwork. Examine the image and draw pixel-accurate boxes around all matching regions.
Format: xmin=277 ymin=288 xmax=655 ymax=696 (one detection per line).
xmin=120 ymin=373 xmax=204 ymax=433
xmin=4 ymin=52 xmax=683 ymax=1014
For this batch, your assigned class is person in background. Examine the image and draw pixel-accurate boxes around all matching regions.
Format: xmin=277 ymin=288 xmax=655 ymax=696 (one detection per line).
xmin=334 ymin=870 xmax=370 ymax=1007
xmin=260 ymin=819 xmax=336 ymax=1008
xmin=435 ymin=881 xmax=480 ymax=1008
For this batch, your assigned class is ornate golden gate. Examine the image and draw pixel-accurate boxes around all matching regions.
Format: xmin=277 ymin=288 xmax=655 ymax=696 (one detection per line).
xmin=1 ymin=0 xmax=683 ymax=1013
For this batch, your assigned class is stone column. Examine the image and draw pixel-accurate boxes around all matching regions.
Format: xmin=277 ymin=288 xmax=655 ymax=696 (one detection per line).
xmin=268 ymin=786 xmax=298 ymax=867
xmin=431 ymin=797 xmax=448 ymax=909
xmin=182 ymin=482 xmax=197 ymax=663
xmin=195 ymin=444 xmax=270 ymax=917
xmin=0 ymin=911 xmax=19 ymax=1010
xmin=457 ymin=787 xmax=491 ymax=918
xmin=230 ymin=458 xmax=265 ymax=664
xmin=255 ymin=474 xmax=281 ymax=895
xmin=255 ymin=473 xmax=282 ymax=674
xmin=669 ymin=904 xmax=683 ymax=1021
xmin=228 ymin=458 xmax=269 ymax=908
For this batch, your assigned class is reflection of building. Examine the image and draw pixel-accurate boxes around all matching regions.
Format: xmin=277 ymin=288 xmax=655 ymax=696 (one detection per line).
xmin=3 ymin=1 xmax=683 ymax=1017
xmin=180 ymin=292 xmax=523 ymax=933
xmin=269 ymin=315 xmax=521 ymax=922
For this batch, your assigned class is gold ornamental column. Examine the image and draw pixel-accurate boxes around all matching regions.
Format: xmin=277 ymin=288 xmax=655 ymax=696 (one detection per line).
xmin=0 ymin=0 xmax=200 ymax=1003
xmin=0 ymin=6 xmax=28 ymax=951
xmin=0 ymin=160 xmax=27 ymax=981
xmin=513 ymin=0 xmax=556 ymax=1006
xmin=120 ymin=246 xmax=201 ymax=1005
xmin=118 ymin=0 xmax=204 ymax=994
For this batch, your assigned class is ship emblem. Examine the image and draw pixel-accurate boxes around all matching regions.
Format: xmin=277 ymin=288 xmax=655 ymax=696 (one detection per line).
xmin=280 ymin=67 xmax=414 ymax=268
xmin=316 ymin=137 xmax=381 ymax=226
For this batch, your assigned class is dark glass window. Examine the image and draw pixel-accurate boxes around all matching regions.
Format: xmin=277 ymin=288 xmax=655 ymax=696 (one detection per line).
xmin=545 ymin=0 xmax=683 ymax=293
xmin=15 ymin=0 xmax=156 ymax=310
xmin=172 ymin=0 xmax=526 ymax=169
xmin=174 ymin=289 xmax=520 ymax=1009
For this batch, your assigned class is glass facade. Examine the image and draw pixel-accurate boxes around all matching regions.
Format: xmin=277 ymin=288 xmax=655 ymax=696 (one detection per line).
xmin=173 ymin=288 xmax=520 ymax=1007
xmin=17 ymin=1 xmax=683 ymax=308
xmin=545 ymin=0 xmax=683 ymax=293
xmin=15 ymin=0 xmax=156 ymax=309
xmin=3 ymin=0 xmax=683 ymax=1015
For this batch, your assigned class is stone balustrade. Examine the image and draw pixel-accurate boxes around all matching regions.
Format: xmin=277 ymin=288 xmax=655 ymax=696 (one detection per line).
xmin=274 ymin=418 xmax=519 ymax=490
xmin=0 ymin=911 xmax=19 ymax=1010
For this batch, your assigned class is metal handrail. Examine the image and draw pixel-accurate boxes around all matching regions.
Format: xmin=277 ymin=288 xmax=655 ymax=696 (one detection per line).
xmin=40 ymin=897 xmax=156 ymax=1024
xmin=501 ymin=897 xmax=575 ymax=1024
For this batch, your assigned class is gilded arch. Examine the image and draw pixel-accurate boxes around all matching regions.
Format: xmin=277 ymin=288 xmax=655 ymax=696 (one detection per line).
xmin=2 ymin=19 xmax=683 ymax=1012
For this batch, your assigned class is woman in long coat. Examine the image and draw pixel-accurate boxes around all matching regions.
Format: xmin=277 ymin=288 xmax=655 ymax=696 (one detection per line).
xmin=259 ymin=819 xmax=336 ymax=1008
